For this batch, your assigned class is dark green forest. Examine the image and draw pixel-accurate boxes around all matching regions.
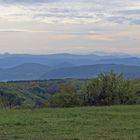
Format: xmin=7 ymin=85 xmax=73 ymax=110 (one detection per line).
xmin=0 ymin=72 xmax=140 ymax=108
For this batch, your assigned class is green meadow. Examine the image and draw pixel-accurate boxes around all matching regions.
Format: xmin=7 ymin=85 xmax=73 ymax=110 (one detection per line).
xmin=0 ymin=105 xmax=140 ymax=140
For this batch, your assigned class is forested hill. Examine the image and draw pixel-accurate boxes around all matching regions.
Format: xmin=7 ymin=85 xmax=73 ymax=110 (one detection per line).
xmin=0 ymin=53 xmax=139 ymax=81
xmin=41 ymin=64 xmax=140 ymax=80
xmin=0 ymin=79 xmax=86 ymax=108
xmin=0 ymin=75 xmax=140 ymax=108
xmin=0 ymin=64 xmax=139 ymax=81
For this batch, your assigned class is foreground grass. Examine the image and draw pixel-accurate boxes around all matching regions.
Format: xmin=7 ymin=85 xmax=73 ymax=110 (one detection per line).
xmin=0 ymin=105 xmax=140 ymax=140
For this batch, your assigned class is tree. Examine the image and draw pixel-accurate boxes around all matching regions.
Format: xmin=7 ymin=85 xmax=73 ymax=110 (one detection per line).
xmin=85 ymin=71 xmax=134 ymax=105
xmin=47 ymin=81 xmax=80 ymax=107
xmin=0 ymin=90 xmax=24 ymax=109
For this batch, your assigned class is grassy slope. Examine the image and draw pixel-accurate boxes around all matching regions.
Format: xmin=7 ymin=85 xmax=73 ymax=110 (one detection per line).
xmin=0 ymin=105 xmax=140 ymax=140
xmin=0 ymin=80 xmax=87 ymax=107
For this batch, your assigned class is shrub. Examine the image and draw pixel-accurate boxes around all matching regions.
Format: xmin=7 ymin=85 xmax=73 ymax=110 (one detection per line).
xmin=84 ymin=72 xmax=136 ymax=105
xmin=47 ymin=92 xmax=80 ymax=107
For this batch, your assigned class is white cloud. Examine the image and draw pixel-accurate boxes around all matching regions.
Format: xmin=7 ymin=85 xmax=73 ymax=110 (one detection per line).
xmin=0 ymin=0 xmax=139 ymax=55
xmin=0 ymin=0 xmax=139 ymax=25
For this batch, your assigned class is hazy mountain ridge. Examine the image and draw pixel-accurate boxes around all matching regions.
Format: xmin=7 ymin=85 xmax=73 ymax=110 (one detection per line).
xmin=0 ymin=63 xmax=50 ymax=81
xmin=0 ymin=63 xmax=139 ymax=81
xmin=0 ymin=53 xmax=139 ymax=81
xmin=41 ymin=64 xmax=140 ymax=80
xmin=0 ymin=53 xmax=140 ymax=68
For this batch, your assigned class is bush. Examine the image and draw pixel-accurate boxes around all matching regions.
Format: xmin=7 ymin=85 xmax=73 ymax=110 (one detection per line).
xmin=84 ymin=72 xmax=136 ymax=106
xmin=47 ymin=92 xmax=80 ymax=107
xmin=47 ymin=81 xmax=81 ymax=107
xmin=0 ymin=91 xmax=24 ymax=109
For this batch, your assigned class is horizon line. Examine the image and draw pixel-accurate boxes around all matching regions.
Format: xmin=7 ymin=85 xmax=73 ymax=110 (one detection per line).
xmin=0 ymin=52 xmax=139 ymax=57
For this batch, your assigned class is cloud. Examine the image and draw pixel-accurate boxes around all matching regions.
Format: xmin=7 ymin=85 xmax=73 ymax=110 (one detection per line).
xmin=0 ymin=0 xmax=139 ymax=25
xmin=0 ymin=0 xmax=54 ymax=4
xmin=119 ymin=9 xmax=140 ymax=15
xmin=0 ymin=0 xmax=139 ymax=55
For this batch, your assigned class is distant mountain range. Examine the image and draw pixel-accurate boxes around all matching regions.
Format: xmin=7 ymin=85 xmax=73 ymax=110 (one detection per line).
xmin=41 ymin=64 xmax=140 ymax=80
xmin=0 ymin=53 xmax=140 ymax=68
xmin=0 ymin=53 xmax=139 ymax=81
xmin=0 ymin=63 xmax=49 ymax=81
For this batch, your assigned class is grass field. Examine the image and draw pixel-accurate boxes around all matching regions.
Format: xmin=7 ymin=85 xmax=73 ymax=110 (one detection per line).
xmin=0 ymin=105 xmax=140 ymax=140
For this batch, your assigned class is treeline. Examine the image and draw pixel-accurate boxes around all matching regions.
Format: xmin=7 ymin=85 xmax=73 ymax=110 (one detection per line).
xmin=0 ymin=72 xmax=140 ymax=108
xmin=0 ymin=91 xmax=24 ymax=109
xmin=47 ymin=72 xmax=140 ymax=107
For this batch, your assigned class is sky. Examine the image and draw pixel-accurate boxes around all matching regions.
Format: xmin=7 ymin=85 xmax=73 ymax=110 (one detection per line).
xmin=0 ymin=0 xmax=140 ymax=55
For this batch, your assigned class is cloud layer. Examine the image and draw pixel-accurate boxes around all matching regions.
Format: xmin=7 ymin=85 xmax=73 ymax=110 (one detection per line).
xmin=0 ymin=0 xmax=139 ymax=55
xmin=0 ymin=0 xmax=139 ymax=25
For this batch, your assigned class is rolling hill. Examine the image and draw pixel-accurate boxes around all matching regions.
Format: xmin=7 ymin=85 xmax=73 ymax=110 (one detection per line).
xmin=41 ymin=64 xmax=140 ymax=80
xmin=0 ymin=53 xmax=139 ymax=81
xmin=0 ymin=63 xmax=139 ymax=81
xmin=0 ymin=63 xmax=50 ymax=81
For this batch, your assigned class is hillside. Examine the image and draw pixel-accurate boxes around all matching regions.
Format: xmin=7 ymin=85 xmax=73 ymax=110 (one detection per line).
xmin=0 ymin=63 xmax=139 ymax=81
xmin=0 ymin=79 xmax=86 ymax=107
xmin=41 ymin=64 xmax=140 ymax=80
xmin=0 ymin=78 xmax=139 ymax=108
xmin=0 ymin=63 xmax=50 ymax=81
xmin=0 ymin=53 xmax=139 ymax=81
